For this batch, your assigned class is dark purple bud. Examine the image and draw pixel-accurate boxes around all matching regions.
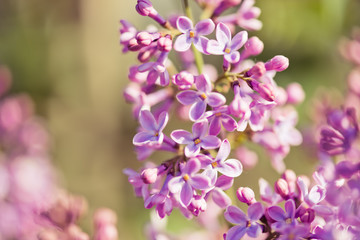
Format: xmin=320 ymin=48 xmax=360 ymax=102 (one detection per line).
xmin=265 ymin=55 xmax=289 ymax=72
xmin=136 ymin=0 xmax=156 ymax=16
xmin=236 ymin=187 xmax=256 ymax=205
xmin=243 ymin=37 xmax=264 ymax=57
xmin=299 ymin=208 xmax=315 ymax=223
xmin=141 ymin=168 xmax=158 ymax=184
xmin=336 ymin=161 xmax=359 ymax=179
xmin=157 ymin=36 xmax=172 ymax=52
xmin=136 ymin=31 xmax=153 ymax=46
xmin=128 ymin=38 xmax=142 ymax=51
xmin=274 ymin=179 xmax=289 ymax=199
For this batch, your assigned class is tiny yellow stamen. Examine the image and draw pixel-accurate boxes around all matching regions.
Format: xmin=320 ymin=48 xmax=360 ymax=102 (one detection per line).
xmin=246 ymin=221 xmax=251 ymax=228
xmin=211 ymin=162 xmax=218 ymax=168
xmin=199 ymin=93 xmax=207 ymax=100
xmin=189 ymin=31 xmax=195 ymax=38
xmin=285 ymin=218 xmax=292 ymax=224
xmin=225 ymin=48 xmax=231 ymax=54
xmin=183 ymin=174 xmax=190 ymax=181
xmin=194 ymin=138 xmax=201 ymax=145
xmin=288 ymin=233 xmax=295 ymax=240
xmin=215 ymin=112 xmax=222 ymax=117
xmin=154 ymin=132 xmax=159 ymax=137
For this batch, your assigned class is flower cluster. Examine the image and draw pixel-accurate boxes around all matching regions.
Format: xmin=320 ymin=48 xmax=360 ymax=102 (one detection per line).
xmin=0 ymin=66 xmax=118 ymax=240
xmin=122 ymin=0 xmax=304 ymax=228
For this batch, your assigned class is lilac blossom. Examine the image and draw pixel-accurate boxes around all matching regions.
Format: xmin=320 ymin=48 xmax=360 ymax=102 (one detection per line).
xmin=138 ymin=52 xmax=170 ymax=86
xmin=167 ymin=158 xmax=211 ymax=206
xmin=170 ymin=119 xmax=221 ymax=157
xmin=207 ymin=23 xmax=248 ymax=63
xmin=224 ymin=202 xmax=265 ymax=240
xmin=174 ymin=16 xmax=215 ymax=53
xmin=133 ymin=109 xmax=169 ymax=147
xmin=206 ymin=175 xmax=234 ymax=209
xmin=267 ymin=199 xmax=296 ymax=231
xmin=201 ymin=139 xmax=243 ymax=185
xmin=204 ymin=106 xmax=237 ymax=136
xmin=176 ymin=74 xmax=226 ymax=121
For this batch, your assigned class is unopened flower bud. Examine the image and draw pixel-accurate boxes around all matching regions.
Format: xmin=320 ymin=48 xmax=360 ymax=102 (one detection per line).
xmin=94 ymin=225 xmax=118 ymax=240
xmin=157 ymin=36 xmax=172 ymax=52
xmin=265 ymin=55 xmax=289 ymax=72
xmin=336 ymin=161 xmax=358 ymax=179
xmin=136 ymin=0 xmax=155 ymax=16
xmin=282 ymin=169 xmax=297 ymax=194
xmin=188 ymin=195 xmax=207 ymax=217
xmin=172 ymin=71 xmax=194 ymax=90
xmin=136 ymin=32 xmax=153 ymax=46
xmin=141 ymin=168 xmax=158 ymax=184
xmin=94 ymin=208 xmax=117 ymax=227
xmin=348 ymin=68 xmax=360 ymax=95
xmin=299 ymin=208 xmax=315 ymax=223
xmin=236 ymin=187 xmax=256 ymax=205
xmin=128 ymin=38 xmax=142 ymax=51
xmin=250 ymin=80 xmax=275 ymax=102
xmin=243 ymin=37 xmax=264 ymax=58
xmin=274 ymin=178 xmax=289 ymax=199
xmin=246 ymin=62 xmax=266 ymax=79
xmin=286 ymin=82 xmax=305 ymax=104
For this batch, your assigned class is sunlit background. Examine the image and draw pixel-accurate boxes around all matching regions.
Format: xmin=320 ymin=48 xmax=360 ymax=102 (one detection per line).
xmin=0 ymin=0 xmax=359 ymax=239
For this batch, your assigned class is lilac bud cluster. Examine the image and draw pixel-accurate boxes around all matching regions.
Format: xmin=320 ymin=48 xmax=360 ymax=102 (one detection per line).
xmin=122 ymin=0 xmax=306 ymax=235
xmin=0 ymin=66 xmax=119 ymax=240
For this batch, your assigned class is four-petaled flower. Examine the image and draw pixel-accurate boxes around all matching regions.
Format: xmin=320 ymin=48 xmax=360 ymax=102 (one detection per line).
xmin=171 ymin=119 xmax=221 ymax=157
xmin=224 ymin=202 xmax=265 ymax=240
xmin=177 ymin=74 xmax=226 ymax=121
xmin=208 ymin=22 xmax=248 ymax=63
xmin=268 ymin=199 xmax=296 ymax=231
xmin=174 ymin=16 xmax=215 ymax=54
xmin=133 ymin=109 xmax=168 ymax=147
xmin=168 ymin=158 xmax=211 ymax=206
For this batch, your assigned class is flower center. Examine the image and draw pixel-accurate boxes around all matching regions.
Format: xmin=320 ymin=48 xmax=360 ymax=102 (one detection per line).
xmin=199 ymin=93 xmax=207 ymax=100
xmin=211 ymin=162 xmax=218 ymax=168
xmin=285 ymin=218 xmax=292 ymax=224
xmin=154 ymin=132 xmax=159 ymax=137
xmin=246 ymin=221 xmax=251 ymax=228
xmin=215 ymin=112 xmax=222 ymax=117
xmin=225 ymin=48 xmax=231 ymax=54
xmin=189 ymin=31 xmax=195 ymax=38
xmin=194 ymin=138 xmax=201 ymax=145
xmin=183 ymin=174 xmax=190 ymax=181
xmin=288 ymin=233 xmax=295 ymax=240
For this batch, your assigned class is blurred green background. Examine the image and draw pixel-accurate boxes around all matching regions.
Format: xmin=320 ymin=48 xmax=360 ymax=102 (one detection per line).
xmin=0 ymin=0 xmax=359 ymax=239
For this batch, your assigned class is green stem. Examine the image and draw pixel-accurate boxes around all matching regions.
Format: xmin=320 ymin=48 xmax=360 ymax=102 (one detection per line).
xmin=182 ymin=0 xmax=204 ymax=74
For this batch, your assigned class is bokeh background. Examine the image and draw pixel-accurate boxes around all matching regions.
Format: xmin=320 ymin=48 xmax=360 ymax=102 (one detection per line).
xmin=0 ymin=0 xmax=359 ymax=239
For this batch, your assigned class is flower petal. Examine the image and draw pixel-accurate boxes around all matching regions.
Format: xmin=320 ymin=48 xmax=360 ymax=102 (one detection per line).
xmin=138 ymin=62 xmax=154 ymax=72
xmin=230 ymin=31 xmax=248 ymax=51
xmin=133 ymin=132 xmax=157 ymax=146
xmin=189 ymin=101 xmax=206 ymax=121
xmin=285 ymin=199 xmax=296 ymax=219
xmin=212 ymin=188 xmax=231 ymax=208
xmin=195 ymin=19 xmax=215 ymax=35
xmin=183 ymin=158 xmax=201 ymax=175
xmin=224 ymin=51 xmax=240 ymax=63
xmin=190 ymin=175 xmax=210 ymax=190
xmin=139 ymin=110 xmax=157 ymax=131
xmin=215 ymin=175 xmax=234 ymax=190
xmin=177 ymin=90 xmax=198 ymax=105
xmin=195 ymin=74 xmax=212 ymax=93
xmin=216 ymin=22 xmax=231 ymax=45
xmin=170 ymin=130 xmax=193 ymax=144
xmin=224 ymin=205 xmax=247 ymax=224
xmin=247 ymin=202 xmax=264 ymax=221
xmin=192 ymin=119 xmax=208 ymax=138
xmin=147 ymin=69 xmax=159 ymax=85
xmin=209 ymin=117 xmax=221 ymax=136
xmin=218 ymin=159 xmax=243 ymax=177
xmin=193 ymin=36 xmax=210 ymax=54
xmin=157 ymin=111 xmax=169 ymax=132
xmin=180 ymin=182 xmax=193 ymax=206
xmin=247 ymin=224 xmax=262 ymax=238
xmin=221 ymin=115 xmax=238 ymax=132
xmin=208 ymin=92 xmax=226 ymax=107
xmin=207 ymin=39 xmax=225 ymax=55
xmin=184 ymin=143 xmax=201 ymax=157
xmin=159 ymin=71 xmax=169 ymax=86
xmin=177 ymin=16 xmax=193 ymax=33
xmin=226 ymin=225 xmax=247 ymax=240
xmin=201 ymin=135 xmax=221 ymax=149
xmin=216 ymin=139 xmax=231 ymax=162
xmin=268 ymin=206 xmax=286 ymax=222
xmin=174 ymin=34 xmax=192 ymax=52
xmin=168 ymin=176 xmax=183 ymax=193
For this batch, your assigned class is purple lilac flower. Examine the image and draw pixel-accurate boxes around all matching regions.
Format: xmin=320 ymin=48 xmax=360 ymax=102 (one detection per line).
xmin=202 ymin=139 xmax=243 ymax=185
xmin=268 ymin=199 xmax=296 ymax=231
xmin=207 ymin=22 xmax=248 ymax=63
xmin=224 ymin=202 xmax=265 ymax=240
xmin=205 ymin=106 xmax=237 ymax=136
xmin=133 ymin=109 xmax=168 ymax=147
xmin=176 ymin=74 xmax=226 ymax=121
xmin=167 ymin=158 xmax=211 ymax=206
xmin=206 ymin=175 xmax=234 ymax=209
xmin=174 ymin=16 xmax=215 ymax=53
xmin=170 ymin=119 xmax=221 ymax=157
xmin=277 ymin=224 xmax=310 ymax=240
xmin=138 ymin=52 xmax=170 ymax=86
xmin=258 ymin=178 xmax=282 ymax=205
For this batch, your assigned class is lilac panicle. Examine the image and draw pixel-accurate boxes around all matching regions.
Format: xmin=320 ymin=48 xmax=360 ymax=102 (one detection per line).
xmin=174 ymin=16 xmax=215 ymax=54
xmin=133 ymin=109 xmax=169 ymax=147
xmin=176 ymin=74 xmax=226 ymax=121
xmin=170 ymin=119 xmax=221 ymax=157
